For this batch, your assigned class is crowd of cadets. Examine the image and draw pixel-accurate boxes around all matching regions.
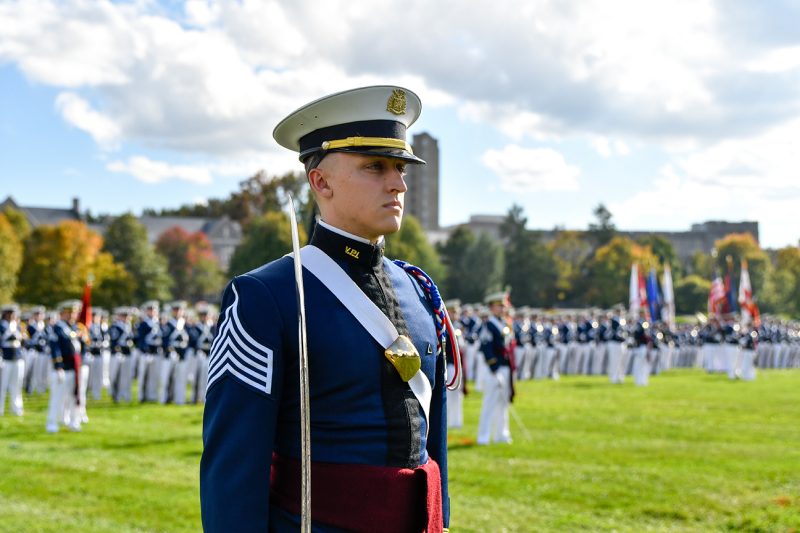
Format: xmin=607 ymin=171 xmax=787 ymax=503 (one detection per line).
xmin=443 ymin=300 xmax=799 ymax=440
xmin=3 ymin=297 xmax=798 ymax=435
xmin=0 ymin=300 xmax=217 ymax=431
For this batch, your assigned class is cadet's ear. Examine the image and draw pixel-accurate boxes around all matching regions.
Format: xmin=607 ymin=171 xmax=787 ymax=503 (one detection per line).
xmin=308 ymin=167 xmax=334 ymax=199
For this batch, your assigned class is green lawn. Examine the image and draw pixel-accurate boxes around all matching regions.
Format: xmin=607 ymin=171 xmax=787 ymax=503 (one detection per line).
xmin=1 ymin=369 xmax=799 ymax=532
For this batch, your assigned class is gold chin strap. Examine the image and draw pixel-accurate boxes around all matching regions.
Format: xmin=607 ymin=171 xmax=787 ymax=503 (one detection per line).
xmin=321 ymin=136 xmax=413 ymax=153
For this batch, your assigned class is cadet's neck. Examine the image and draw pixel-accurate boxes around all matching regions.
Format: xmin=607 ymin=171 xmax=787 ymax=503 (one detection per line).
xmin=317 ymin=219 xmax=383 ymax=245
xmin=311 ymin=220 xmax=385 ymax=270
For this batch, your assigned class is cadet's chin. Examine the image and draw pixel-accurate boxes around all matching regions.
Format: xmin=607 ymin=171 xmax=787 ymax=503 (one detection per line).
xmin=383 ymin=213 xmax=403 ymax=235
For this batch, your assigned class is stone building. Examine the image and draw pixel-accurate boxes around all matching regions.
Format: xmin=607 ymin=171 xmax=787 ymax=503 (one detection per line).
xmin=404 ymin=132 xmax=439 ymax=231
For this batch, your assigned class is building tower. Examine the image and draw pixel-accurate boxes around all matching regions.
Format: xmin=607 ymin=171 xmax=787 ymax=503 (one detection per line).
xmin=404 ymin=132 xmax=439 ymax=230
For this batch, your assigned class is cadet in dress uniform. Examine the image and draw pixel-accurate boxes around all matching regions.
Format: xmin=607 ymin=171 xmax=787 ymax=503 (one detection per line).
xmin=188 ymin=303 xmax=215 ymax=404
xmin=1 ymin=304 xmax=25 ymax=416
xmin=606 ymin=310 xmax=628 ymax=384
xmin=201 ymin=86 xmax=452 ymax=532
xmin=25 ymin=306 xmax=50 ymax=394
xmin=136 ymin=301 xmax=162 ymax=402
xmin=477 ymin=291 xmax=514 ymax=445
xmin=47 ymin=300 xmax=85 ymax=432
xmin=87 ymin=308 xmax=111 ymax=400
xmin=109 ymin=306 xmax=135 ymax=402
xmin=445 ymin=300 xmax=465 ymax=429
xmin=161 ymin=301 xmax=190 ymax=404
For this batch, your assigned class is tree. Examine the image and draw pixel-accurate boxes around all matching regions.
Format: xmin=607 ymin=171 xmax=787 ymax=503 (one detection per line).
xmin=156 ymin=226 xmax=225 ymax=301
xmin=460 ymin=232 xmax=504 ymax=304
xmin=0 ymin=214 xmax=23 ymax=302
xmin=583 ymin=236 xmax=658 ymax=308
xmin=228 ymin=212 xmax=303 ymax=277
xmin=437 ymin=225 xmax=477 ymax=301
xmin=16 ymin=221 xmax=132 ymax=307
xmin=587 ymin=204 xmax=616 ymax=247
xmin=674 ymin=275 xmax=712 ymax=315
xmin=761 ymin=246 xmax=800 ymax=316
xmin=500 ymin=204 xmax=559 ymax=307
xmin=637 ymin=234 xmax=680 ymax=275
xmin=1 ymin=206 xmax=31 ymax=242
xmin=103 ymin=213 xmax=173 ymax=303
xmin=385 ymin=215 xmax=444 ymax=282
xmin=548 ymin=230 xmax=593 ymax=305
xmin=689 ymin=250 xmax=713 ymax=279
xmin=147 ymin=170 xmax=310 ymax=229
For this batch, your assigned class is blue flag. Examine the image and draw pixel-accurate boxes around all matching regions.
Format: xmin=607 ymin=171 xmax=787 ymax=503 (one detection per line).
xmin=646 ymin=267 xmax=662 ymax=322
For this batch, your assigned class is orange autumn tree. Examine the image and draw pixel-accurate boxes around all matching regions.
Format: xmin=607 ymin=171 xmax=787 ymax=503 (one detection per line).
xmin=16 ymin=220 xmax=134 ymax=307
xmin=155 ymin=226 xmax=224 ymax=301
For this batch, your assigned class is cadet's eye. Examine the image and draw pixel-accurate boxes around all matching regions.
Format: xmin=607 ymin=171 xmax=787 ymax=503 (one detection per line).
xmin=366 ymin=161 xmax=385 ymax=172
xmin=396 ymin=163 xmax=407 ymax=175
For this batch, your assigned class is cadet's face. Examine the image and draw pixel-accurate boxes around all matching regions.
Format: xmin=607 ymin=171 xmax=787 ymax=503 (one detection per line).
xmin=315 ymin=153 xmax=408 ymax=241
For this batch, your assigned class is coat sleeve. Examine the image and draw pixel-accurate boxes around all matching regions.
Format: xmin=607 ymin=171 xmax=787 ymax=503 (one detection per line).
xmin=200 ymin=274 xmax=286 ymax=533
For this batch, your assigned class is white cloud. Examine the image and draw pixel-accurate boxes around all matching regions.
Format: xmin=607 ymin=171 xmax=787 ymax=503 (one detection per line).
xmin=482 ymin=145 xmax=580 ymax=192
xmin=746 ymin=45 xmax=800 ymax=73
xmin=55 ymin=92 xmax=121 ymax=149
xmin=107 ymin=156 xmax=213 ymax=185
xmin=590 ymin=136 xmax=631 ymax=158
xmin=610 ymin=118 xmax=800 ymax=248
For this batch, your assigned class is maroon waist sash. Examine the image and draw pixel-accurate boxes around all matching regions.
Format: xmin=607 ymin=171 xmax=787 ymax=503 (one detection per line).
xmin=270 ymin=453 xmax=443 ymax=533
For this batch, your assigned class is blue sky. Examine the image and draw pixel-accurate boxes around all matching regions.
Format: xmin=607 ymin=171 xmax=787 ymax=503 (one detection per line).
xmin=2 ymin=0 xmax=799 ymax=248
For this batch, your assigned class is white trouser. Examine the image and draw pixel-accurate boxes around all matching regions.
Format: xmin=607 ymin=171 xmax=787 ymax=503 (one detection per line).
xmin=632 ymin=346 xmax=650 ymax=386
xmin=590 ymin=345 xmax=606 ymax=375
xmin=446 ymin=362 xmax=464 ymax=428
xmin=110 ymin=354 xmax=134 ymax=402
xmin=514 ymin=345 xmax=527 ymax=381
xmin=47 ymin=369 xmax=81 ymax=431
xmin=23 ymin=349 xmax=37 ymax=393
xmin=477 ymin=366 xmax=512 ymax=445
xmin=158 ymin=352 xmax=178 ymax=404
xmin=532 ymin=345 xmax=545 ymax=379
xmin=563 ymin=342 xmax=576 ymax=375
xmin=580 ymin=344 xmax=592 ymax=375
xmin=463 ymin=341 xmax=479 ymax=382
xmin=172 ymin=356 xmax=188 ymax=405
xmin=88 ymin=352 xmax=104 ymax=400
xmin=78 ymin=363 xmax=90 ymax=423
xmin=545 ymin=346 xmax=560 ymax=379
xmin=191 ymin=350 xmax=209 ymax=404
xmin=475 ymin=351 xmax=490 ymax=392
xmin=185 ymin=348 xmax=197 ymax=387
xmin=607 ymin=342 xmax=626 ymax=384
xmin=725 ymin=344 xmax=740 ymax=380
xmin=137 ymin=353 xmax=159 ymax=402
xmin=0 ymin=358 xmax=25 ymax=415
xmin=31 ymin=351 xmax=49 ymax=393
xmin=740 ymin=349 xmax=756 ymax=381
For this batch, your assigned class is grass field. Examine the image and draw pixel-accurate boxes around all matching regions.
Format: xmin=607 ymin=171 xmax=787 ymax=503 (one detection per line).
xmin=1 ymin=369 xmax=799 ymax=532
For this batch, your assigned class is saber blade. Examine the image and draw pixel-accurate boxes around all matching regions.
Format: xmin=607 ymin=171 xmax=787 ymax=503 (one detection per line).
xmin=288 ymin=194 xmax=311 ymax=533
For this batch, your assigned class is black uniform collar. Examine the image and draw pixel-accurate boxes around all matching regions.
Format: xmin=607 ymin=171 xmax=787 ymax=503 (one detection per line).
xmin=310 ymin=220 xmax=385 ymax=270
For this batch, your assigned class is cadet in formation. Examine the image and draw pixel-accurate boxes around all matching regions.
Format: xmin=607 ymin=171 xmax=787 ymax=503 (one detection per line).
xmin=476 ymin=291 xmax=514 ymax=445
xmin=201 ymin=86 xmax=453 ymax=532
xmin=47 ymin=300 xmax=85 ymax=432
xmin=1 ymin=304 xmax=25 ymax=416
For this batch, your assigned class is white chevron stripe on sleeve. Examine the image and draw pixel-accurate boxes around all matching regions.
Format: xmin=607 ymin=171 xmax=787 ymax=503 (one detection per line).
xmin=207 ymin=283 xmax=274 ymax=395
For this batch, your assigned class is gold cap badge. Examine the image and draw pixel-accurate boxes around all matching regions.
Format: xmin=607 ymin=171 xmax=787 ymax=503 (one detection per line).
xmin=386 ymin=89 xmax=407 ymax=115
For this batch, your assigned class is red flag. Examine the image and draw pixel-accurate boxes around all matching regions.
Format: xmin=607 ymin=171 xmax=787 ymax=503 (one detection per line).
xmin=78 ymin=278 xmax=93 ymax=328
xmin=738 ymin=259 xmax=761 ymax=328
xmin=638 ymin=267 xmax=650 ymax=321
